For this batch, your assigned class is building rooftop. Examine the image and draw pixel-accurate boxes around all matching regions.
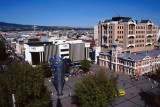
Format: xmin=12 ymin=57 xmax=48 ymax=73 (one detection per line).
xmin=111 ymin=43 xmax=122 ymax=47
xmin=140 ymin=20 xmax=150 ymax=23
xmin=26 ymin=42 xmax=53 ymax=46
xmin=101 ymin=49 xmax=160 ymax=61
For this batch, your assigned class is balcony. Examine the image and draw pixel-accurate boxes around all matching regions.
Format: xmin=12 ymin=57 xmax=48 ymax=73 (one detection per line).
xmin=128 ymin=35 xmax=135 ymax=38
xmin=102 ymin=34 xmax=109 ymax=37
xmin=127 ymin=44 xmax=135 ymax=47
xmin=146 ymin=42 xmax=152 ymax=45
xmin=146 ymin=34 xmax=152 ymax=37
xmin=102 ymin=43 xmax=109 ymax=47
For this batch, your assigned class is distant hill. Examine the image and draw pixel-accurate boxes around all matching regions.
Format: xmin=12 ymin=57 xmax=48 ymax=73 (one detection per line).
xmin=0 ymin=22 xmax=93 ymax=31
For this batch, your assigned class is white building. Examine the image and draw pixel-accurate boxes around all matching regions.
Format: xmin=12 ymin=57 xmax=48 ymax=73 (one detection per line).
xmin=159 ymin=29 xmax=160 ymax=39
xmin=24 ymin=39 xmax=90 ymax=65
xmin=93 ymin=46 xmax=101 ymax=64
xmin=94 ymin=26 xmax=98 ymax=40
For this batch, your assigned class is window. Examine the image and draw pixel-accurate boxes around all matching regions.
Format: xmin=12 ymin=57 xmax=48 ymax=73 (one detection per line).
xmin=61 ymin=54 xmax=69 ymax=56
xmin=61 ymin=49 xmax=69 ymax=52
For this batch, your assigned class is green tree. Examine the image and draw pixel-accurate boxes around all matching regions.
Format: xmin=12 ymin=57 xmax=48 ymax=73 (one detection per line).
xmin=156 ymin=67 xmax=160 ymax=81
xmin=41 ymin=62 xmax=52 ymax=78
xmin=0 ymin=60 xmax=51 ymax=107
xmin=0 ymin=41 xmax=7 ymax=61
xmin=65 ymin=63 xmax=70 ymax=74
xmin=73 ymin=69 xmax=118 ymax=107
xmin=80 ymin=58 xmax=91 ymax=72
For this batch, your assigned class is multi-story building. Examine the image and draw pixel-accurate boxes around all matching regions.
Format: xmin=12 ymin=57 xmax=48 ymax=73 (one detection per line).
xmin=98 ymin=17 xmax=159 ymax=52
xmin=94 ymin=26 xmax=98 ymax=40
xmin=99 ymin=43 xmax=160 ymax=76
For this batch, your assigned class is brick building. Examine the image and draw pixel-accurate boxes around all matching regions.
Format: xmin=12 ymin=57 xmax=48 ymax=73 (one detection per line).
xmin=98 ymin=17 xmax=159 ymax=52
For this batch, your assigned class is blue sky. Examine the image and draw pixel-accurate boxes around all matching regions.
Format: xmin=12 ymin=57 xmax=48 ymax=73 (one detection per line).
xmin=0 ymin=0 xmax=160 ymax=28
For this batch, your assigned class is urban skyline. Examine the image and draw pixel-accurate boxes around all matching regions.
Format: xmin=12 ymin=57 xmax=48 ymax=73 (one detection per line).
xmin=0 ymin=0 xmax=160 ymax=27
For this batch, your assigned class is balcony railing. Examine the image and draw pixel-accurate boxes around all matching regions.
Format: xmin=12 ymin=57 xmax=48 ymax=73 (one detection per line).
xmin=146 ymin=42 xmax=152 ymax=45
xmin=127 ymin=44 xmax=135 ymax=47
xmin=102 ymin=43 xmax=109 ymax=46
xmin=102 ymin=34 xmax=109 ymax=37
xmin=146 ymin=34 xmax=152 ymax=37
xmin=128 ymin=35 xmax=135 ymax=38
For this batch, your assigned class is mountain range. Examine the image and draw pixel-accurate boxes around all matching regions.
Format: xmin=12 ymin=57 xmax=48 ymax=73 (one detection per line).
xmin=0 ymin=22 xmax=93 ymax=31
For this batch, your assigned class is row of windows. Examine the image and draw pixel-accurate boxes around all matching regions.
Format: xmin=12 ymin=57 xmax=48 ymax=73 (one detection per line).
xmin=129 ymin=31 xmax=134 ymax=34
xmin=136 ymin=31 xmax=145 ymax=34
xmin=128 ymin=41 xmax=134 ymax=44
xmin=129 ymin=26 xmax=134 ymax=30
xmin=117 ymin=36 xmax=123 ymax=39
xmin=135 ymin=44 xmax=144 ymax=47
xmin=136 ymin=35 xmax=144 ymax=38
xmin=117 ymin=31 xmax=123 ymax=34
xmin=153 ymin=31 xmax=157 ymax=33
xmin=119 ymin=41 xmax=123 ymax=43
xmin=109 ymin=36 xmax=112 ymax=38
xmin=136 ymin=26 xmax=145 ymax=29
xmin=153 ymin=35 xmax=157 ymax=37
xmin=109 ymin=40 xmax=112 ymax=43
xmin=135 ymin=40 xmax=144 ymax=43
xmin=109 ymin=31 xmax=112 ymax=34
xmin=118 ymin=26 xmax=123 ymax=29
xmin=153 ymin=26 xmax=158 ymax=29
xmin=147 ymin=40 xmax=151 ymax=42
xmin=109 ymin=26 xmax=112 ymax=29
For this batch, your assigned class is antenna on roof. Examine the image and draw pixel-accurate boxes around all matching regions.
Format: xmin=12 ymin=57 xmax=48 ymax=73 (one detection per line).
xmin=33 ymin=25 xmax=37 ymax=32
xmin=116 ymin=12 xmax=120 ymax=17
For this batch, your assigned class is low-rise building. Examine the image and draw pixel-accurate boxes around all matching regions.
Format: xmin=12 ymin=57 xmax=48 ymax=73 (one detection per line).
xmin=99 ymin=43 xmax=160 ymax=76
xmin=24 ymin=39 xmax=90 ymax=65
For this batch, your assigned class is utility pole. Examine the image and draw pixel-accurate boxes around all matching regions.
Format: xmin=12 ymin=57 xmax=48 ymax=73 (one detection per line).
xmin=12 ymin=94 xmax=16 ymax=107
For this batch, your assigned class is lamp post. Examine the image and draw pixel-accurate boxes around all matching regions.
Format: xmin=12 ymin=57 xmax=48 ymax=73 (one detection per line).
xmin=12 ymin=94 xmax=16 ymax=107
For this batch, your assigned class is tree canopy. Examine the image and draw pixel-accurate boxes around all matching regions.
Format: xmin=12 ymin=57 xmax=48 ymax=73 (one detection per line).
xmin=0 ymin=60 xmax=51 ymax=107
xmin=41 ymin=62 xmax=52 ymax=78
xmin=80 ymin=58 xmax=91 ymax=72
xmin=73 ymin=69 xmax=118 ymax=107
xmin=0 ymin=41 xmax=7 ymax=61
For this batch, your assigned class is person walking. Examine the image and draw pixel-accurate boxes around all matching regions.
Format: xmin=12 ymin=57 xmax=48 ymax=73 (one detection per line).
xmin=148 ymin=78 xmax=150 ymax=81
xmin=131 ymin=91 xmax=134 ymax=95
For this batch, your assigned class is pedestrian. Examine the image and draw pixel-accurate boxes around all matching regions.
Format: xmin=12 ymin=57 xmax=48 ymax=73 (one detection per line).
xmin=69 ymin=93 xmax=71 ymax=96
xmin=131 ymin=91 xmax=134 ymax=95
xmin=49 ymin=79 xmax=51 ymax=82
xmin=51 ymin=93 xmax=54 ymax=96
xmin=123 ymin=83 xmax=125 ymax=86
xmin=148 ymin=78 xmax=150 ymax=81
xmin=151 ymin=85 xmax=154 ymax=88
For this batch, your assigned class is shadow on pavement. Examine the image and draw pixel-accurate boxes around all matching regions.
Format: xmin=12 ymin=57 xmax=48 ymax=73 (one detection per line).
xmin=139 ymin=91 xmax=157 ymax=107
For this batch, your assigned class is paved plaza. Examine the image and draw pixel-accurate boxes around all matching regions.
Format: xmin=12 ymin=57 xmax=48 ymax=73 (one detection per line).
xmin=45 ymin=64 xmax=160 ymax=107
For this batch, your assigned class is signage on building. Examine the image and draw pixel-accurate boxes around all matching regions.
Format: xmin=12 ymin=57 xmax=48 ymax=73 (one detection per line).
xmin=29 ymin=46 xmax=44 ymax=52
xmin=85 ymin=43 xmax=90 ymax=47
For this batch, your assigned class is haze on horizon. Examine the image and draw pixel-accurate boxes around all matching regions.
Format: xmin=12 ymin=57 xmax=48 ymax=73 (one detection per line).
xmin=0 ymin=0 xmax=160 ymax=28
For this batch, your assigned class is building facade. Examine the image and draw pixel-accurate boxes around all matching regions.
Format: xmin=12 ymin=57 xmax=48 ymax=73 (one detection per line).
xmin=24 ymin=40 xmax=90 ymax=65
xmin=99 ymin=43 xmax=160 ymax=76
xmin=98 ymin=17 xmax=159 ymax=52
xmin=94 ymin=26 xmax=98 ymax=40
